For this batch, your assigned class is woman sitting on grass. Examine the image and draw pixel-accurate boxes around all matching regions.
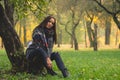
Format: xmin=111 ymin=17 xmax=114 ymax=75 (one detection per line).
xmin=26 ymin=16 xmax=69 ymax=78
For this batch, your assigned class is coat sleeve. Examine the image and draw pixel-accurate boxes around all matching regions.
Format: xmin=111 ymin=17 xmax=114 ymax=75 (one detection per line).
xmin=32 ymin=29 xmax=44 ymax=42
xmin=31 ymin=28 xmax=49 ymax=56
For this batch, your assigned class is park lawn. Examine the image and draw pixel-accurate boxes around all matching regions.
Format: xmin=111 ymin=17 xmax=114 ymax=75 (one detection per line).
xmin=0 ymin=49 xmax=120 ymax=80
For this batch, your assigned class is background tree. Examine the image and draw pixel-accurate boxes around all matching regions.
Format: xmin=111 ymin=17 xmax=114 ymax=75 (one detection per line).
xmin=53 ymin=0 xmax=86 ymax=50
xmin=85 ymin=10 xmax=94 ymax=47
xmin=84 ymin=0 xmax=101 ymax=51
xmin=47 ymin=0 xmax=120 ymax=50
xmin=105 ymin=17 xmax=111 ymax=45
xmin=93 ymin=0 xmax=120 ymax=48
xmin=93 ymin=0 xmax=120 ymax=30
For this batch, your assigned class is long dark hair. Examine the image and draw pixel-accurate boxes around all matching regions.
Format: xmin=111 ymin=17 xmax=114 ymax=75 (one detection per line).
xmin=37 ymin=16 xmax=57 ymax=44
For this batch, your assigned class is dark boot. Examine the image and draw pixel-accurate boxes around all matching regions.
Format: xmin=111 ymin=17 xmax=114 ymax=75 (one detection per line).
xmin=47 ymin=69 xmax=57 ymax=76
xmin=51 ymin=52 xmax=69 ymax=77
xmin=61 ymin=68 xmax=69 ymax=78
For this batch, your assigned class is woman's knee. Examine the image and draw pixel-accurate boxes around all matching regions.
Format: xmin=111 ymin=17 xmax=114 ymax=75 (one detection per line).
xmin=51 ymin=52 xmax=60 ymax=60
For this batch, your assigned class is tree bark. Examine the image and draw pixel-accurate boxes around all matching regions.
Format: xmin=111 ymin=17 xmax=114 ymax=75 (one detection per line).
xmin=84 ymin=22 xmax=88 ymax=48
xmin=105 ymin=18 xmax=111 ymax=45
xmin=72 ymin=31 xmax=78 ymax=50
xmin=0 ymin=4 xmax=27 ymax=72
xmin=112 ymin=14 xmax=120 ymax=30
xmin=86 ymin=21 xmax=93 ymax=47
xmin=4 ymin=0 xmax=14 ymax=26
xmin=57 ymin=30 xmax=62 ymax=47
xmin=92 ymin=24 xmax=98 ymax=51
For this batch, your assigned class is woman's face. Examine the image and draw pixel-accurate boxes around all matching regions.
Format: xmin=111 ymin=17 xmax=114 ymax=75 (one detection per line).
xmin=46 ymin=18 xmax=55 ymax=29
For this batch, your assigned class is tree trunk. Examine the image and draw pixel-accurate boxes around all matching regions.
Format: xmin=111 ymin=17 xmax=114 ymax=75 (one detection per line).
xmin=84 ymin=22 xmax=87 ymax=48
xmin=0 ymin=4 xmax=27 ymax=72
xmin=93 ymin=24 xmax=98 ymax=51
xmin=70 ymin=36 xmax=74 ymax=48
xmin=91 ymin=23 xmax=98 ymax=51
xmin=4 ymin=0 xmax=14 ymax=27
xmin=74 ymin=37 xmax=78 ymax=50
xmin=105 ymin=19 xmax=111 ymax=45
xmin=57 ymin=30 xmax=62 ymax=47
xmin=112 ymin=14 xmax=120 ymax=30
xmin=72 ymin=30 xmax=78 ymax=50
xmin=86 ymin=21 xmax=94 ymax=47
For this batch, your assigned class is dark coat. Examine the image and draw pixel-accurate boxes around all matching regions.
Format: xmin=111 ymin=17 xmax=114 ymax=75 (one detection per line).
xmin=26 ymin=26 xmax=54 ymax=58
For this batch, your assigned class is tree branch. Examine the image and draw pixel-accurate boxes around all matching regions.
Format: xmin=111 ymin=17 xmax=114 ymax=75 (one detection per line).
xmin=85 ymin=10 xmax=94 ymax=24
xmin=93 ymin=0 xmax=114 ymax=15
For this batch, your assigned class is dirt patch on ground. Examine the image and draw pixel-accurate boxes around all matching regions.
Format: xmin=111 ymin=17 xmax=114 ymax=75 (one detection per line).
xmin=53 ymin=44 xmax=119 ymax=50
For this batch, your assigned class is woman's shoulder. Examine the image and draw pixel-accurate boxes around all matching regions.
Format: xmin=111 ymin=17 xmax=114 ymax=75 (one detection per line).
xmin=33 ymin=26 xmax=44 ymax=32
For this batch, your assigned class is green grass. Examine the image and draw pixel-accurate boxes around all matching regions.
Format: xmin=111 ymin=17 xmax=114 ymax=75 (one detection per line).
xmin=0 ymin=49 xmax=120 ymax=80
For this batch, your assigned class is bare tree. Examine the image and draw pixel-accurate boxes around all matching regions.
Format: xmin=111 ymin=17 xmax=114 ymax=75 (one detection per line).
xmin=93 ymin=0 xmax=120 ymax=48
xmin=54 ymin=0 xmax=86 ymax=50
xmin=93 ymin=0 xmax=120 ymax=30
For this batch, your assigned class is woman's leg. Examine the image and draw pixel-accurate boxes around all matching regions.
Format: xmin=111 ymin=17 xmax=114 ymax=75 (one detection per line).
xmin=27 ymin=49 xmax=46 ymax=74
xmin=26 ymin=48 xmax=57 ymax=75
xmin=27 ymin=50 xmax=39 ymax=74
xmin=50 ymin=52 xmax=69 ymax=77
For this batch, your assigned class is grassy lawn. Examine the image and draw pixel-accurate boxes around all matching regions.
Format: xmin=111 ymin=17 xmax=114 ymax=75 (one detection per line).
xmin=0 ymin=49 xmax=120 ymax=80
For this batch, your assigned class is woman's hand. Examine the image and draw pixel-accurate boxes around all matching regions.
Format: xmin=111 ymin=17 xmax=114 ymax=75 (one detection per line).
xmin=46 ymin=57 xmax=52 ymax=69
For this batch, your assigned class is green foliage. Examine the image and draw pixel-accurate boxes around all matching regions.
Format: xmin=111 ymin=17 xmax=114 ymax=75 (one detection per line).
xmin=10 ymin=0 xmax=48 ymax=20
xmin=0 ymin=49 xmax=120 ymax=80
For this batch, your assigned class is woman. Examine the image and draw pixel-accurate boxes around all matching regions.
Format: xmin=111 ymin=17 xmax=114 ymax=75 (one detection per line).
xmin=26 ymin=16 xmax=69 ymax=78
